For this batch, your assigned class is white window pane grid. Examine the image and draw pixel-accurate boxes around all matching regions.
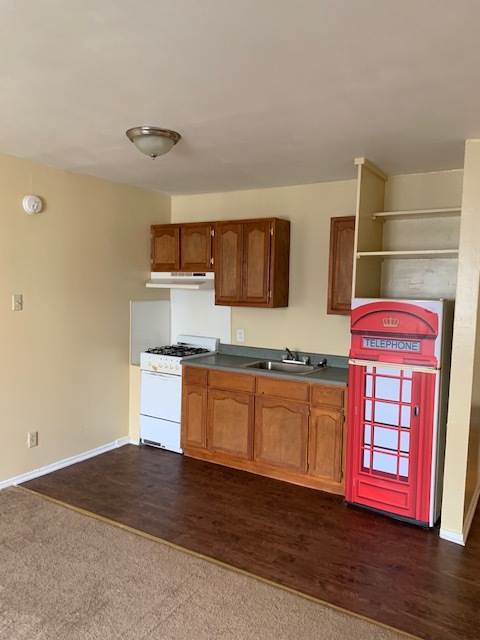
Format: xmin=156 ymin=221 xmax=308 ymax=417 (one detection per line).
xmin=360 ymin=366 xmax=413 ymax=482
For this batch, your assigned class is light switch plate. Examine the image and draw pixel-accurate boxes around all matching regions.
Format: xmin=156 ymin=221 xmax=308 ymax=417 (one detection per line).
xmin=12 ymin=294 xmax=23 ymax=311
xmin=236 ymin=329 xmax=245 ymax=343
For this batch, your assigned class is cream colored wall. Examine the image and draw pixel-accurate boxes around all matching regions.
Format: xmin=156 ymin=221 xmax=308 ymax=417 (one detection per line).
xmin=129 ymin=365 xmax=142 ymax=444
xmin=442 ymin=141 xmax=480 ymax=539
xmin=0 ymin=154 xmax=170 ymax=484
xmin=465 ymin=296 xmax=480 ymax=516
xmin=384 ymin=169 xmax=464 ymax=210
xmin=172 ymin=181 xmax=357 ymax=356
xmin=466 ymin=277 xmax=480 ymax=510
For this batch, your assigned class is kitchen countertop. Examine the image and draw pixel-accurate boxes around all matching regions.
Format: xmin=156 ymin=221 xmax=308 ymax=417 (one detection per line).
xmin=182 ymin=352 xmax=348 ymax=387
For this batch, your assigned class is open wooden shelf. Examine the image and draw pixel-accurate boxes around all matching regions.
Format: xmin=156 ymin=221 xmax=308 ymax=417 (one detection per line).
xmin=356 ymin=249 xmax=459 ymax=260
xmin=372 ymin=207 xmax=461 ymax=221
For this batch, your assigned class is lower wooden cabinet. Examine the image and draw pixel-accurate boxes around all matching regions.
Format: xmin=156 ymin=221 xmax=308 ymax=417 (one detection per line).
xmin=255 ymin=397 xmax=309 ymax=473
xmin=308 ymin=406 xmax=344 ymax=483
xmin=207 ymin=389 xmax=254 ymax=459
xmin=181 ymin=366 xmax=346 ymax=495
xmin=181 ymin=384 xmax=207 ymax=449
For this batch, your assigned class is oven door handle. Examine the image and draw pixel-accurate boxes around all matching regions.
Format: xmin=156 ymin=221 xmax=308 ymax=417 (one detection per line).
xmin=142 ymin=370 xmax=179 ymax=380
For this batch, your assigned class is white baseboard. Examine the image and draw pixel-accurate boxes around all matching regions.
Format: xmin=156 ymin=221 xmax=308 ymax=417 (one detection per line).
xmin=439 ymin=528 xmax=465 ymax=545
xmin=0 ymin=437 xmax=131 ymax=490
xmin=439 ymin=482 xmax=480 ymax=546
xmin=463 ymin=481 xmax=480 ymax=542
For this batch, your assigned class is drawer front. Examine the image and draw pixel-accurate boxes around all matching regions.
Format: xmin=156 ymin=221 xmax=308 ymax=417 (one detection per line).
xmin=256 ymin=377 xmax=309 ymax=403
xmin=208 ymin=370 xmax=255 ymax=393
xmin=310 ymin=383 xmax=344 ymax=408
xmin=183 ymin=366 xmax=207 ymax=386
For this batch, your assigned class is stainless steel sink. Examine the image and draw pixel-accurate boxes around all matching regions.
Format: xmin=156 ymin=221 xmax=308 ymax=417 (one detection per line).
xmin=244 ymin=360 xmax=327 ymax=375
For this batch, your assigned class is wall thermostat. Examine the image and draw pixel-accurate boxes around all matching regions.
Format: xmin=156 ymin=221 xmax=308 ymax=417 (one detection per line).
xmin=23 ymin=195 xmax=43 ymax=215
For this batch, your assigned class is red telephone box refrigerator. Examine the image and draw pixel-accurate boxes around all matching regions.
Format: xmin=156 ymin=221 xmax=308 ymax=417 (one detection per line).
xmin=345 ymin=298 xmax=454 ymax=527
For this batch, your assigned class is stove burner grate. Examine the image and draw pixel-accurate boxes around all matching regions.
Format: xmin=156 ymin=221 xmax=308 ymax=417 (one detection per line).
xmin=145 ymin=345 xmax=210 ymax=357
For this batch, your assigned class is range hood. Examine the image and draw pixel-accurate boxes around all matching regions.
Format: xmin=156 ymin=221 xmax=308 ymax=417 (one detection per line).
xmin=146 ymin=272 xmax=214 ymax=290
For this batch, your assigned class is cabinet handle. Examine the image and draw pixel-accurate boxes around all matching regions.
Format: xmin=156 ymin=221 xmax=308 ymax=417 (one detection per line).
xmin=414 ymin=406 xmax=419 ymax=417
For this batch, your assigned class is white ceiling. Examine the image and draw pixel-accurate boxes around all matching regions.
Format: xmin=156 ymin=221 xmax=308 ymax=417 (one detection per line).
xmin=1 ymin=0 xmax=480 ymax=195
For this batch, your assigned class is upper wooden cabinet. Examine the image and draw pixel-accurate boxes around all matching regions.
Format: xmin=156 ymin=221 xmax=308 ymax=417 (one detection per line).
xmin=215 ymin=218 xmax=290 ymax=307
xmin=181 ymin=223 xmax=214 ymax=271
xmin=150 ymin=217 xmax=290 ymax=306
xmin=151 ymin=223 xmax=213 ymax=272
xmin=327 ymin=216 xmax=355 ymax=315
xmin=213 ymin=222 xmax=243 ymax=303
xmin=151 ymin=225 xmax=180 ymax=271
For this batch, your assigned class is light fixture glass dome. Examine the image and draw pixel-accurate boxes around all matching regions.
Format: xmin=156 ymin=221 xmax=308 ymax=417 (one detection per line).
xmin=126 ymin=126 xmax=181 ymax=158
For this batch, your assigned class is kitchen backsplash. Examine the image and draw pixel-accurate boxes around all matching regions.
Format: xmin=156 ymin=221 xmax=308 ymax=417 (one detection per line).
xmin=130 ymin=300 xmax=170 ymax=365
xmin=170 ymin=289 xmax=231 ymax=344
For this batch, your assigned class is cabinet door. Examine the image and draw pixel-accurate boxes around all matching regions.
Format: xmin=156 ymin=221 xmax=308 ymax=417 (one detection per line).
xmin=327 ymin=216 xmax=355 ymax=314
xmin=151 ymin=225 xmax=180 ymax=272
xmin=181 ymin=384 xmax=207 ymax=449
xmin=215 ymin=222 xmax=243 ymax=304
xmin=269 ymin=218 xmax=290 ymax=308
xmin=207 ymin=389 xmax=254 ymax=459
xmin=242 ymin=220 xmax=271 ymax=305
xmin=181 ymin=223 xmax=213 ymax=271
xmin=308 ymin=406 xmax=344 ymax=483
xmin=254 ymin=397 xmax=309 ymax=473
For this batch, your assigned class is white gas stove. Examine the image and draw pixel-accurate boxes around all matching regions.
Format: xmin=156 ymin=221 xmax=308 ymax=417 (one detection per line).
xmin=139 ymin=335 xmax=219 ymax=452
xmin=140 ymin=335 xmax=219 ymax=375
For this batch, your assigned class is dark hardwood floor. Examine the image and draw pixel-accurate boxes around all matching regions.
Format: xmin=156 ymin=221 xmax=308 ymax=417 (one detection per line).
xmin=22 ymin=445 xmax=480 ymax=640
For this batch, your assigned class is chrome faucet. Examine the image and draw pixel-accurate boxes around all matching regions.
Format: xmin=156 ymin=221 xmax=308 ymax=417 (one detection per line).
xmin=283 ymin=347 xmax=297 ymax=362
xmin=283 ymin=349 xmax=313 ymax=366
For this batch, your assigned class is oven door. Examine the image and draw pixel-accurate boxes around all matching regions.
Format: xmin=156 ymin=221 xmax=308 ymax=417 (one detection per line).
xmin=140 ymin=370 xmax=182 ymax=423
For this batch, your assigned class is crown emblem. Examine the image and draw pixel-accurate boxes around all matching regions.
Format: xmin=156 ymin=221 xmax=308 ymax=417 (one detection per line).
xmin=383 ymin=316 xmax=399 ymax=328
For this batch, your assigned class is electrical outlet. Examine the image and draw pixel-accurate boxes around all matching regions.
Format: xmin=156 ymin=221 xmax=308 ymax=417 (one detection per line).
xmin=27 ymin=431 xmax=38 ymax=448
xmin=236 ymin=329 xmax=245 ymax=343
xmin=12 ymin=294 xmax=23 ymax=311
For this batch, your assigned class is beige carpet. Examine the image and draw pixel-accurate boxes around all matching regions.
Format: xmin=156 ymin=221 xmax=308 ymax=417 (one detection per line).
xmin=0 ymin=487 xmax=415 ymax=640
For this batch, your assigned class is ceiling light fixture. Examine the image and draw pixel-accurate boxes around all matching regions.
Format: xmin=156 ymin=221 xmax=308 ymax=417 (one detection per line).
xmin=126 ymin=126 xmax=181 ymax=159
